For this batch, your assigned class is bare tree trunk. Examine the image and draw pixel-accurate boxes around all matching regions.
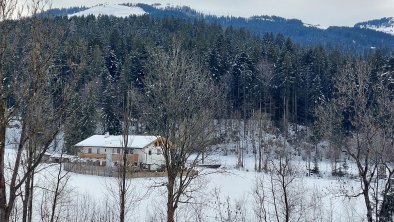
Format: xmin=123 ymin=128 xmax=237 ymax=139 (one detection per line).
xmin=0 ymin=104 xmax=7 ymax=221
xmin=270 ymin=174 xmax=280 ymax=222
xmin=142 ymin=45 xmax=218 ymax=222
xmin=258 ymin=130 xmax=262 ymax=172
xmin=119 ymin=148 xmax=127 ymax=222
xmin=167 ymin=177 xmax=176 ymax=222
xmin=22 ymin=167 xmax=31 ymax=222
xmin=50 ymin=160 xmax=62 ymax=222
xmin=363 ymin=184 xmax=373 ymax=222
xmin=119 ymin=90 xmax=133 ymax=222
xmin=280 ymin=162 xmax=290 ymax=222
xmin=0 ymin=0 xmax=13 ymax=218
xmin=28 ymin=171 xmax=34 ymax=222
xmin=23 ymin=142 xmax=35 ymax=222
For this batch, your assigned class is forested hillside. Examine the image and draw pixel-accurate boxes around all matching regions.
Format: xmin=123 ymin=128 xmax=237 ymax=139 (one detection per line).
xmin=1 ymin=11 xmax=394 ymax=221
xmin=1 ymin=14 xmax=392 ymax=152
xmin=44 ymin=4 xmax=394 ymax=53
xmin=136 ymin=4 xmax=394 ymax=53
xmin=355 ymin=17 xmax=394 ymax=35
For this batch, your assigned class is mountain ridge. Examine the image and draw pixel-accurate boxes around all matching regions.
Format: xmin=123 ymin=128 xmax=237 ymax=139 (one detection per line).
xmin=137 ymin=4 xmax=394 ymax=53
xmin=355 ymin=17 xmax=394 ymax=35
xmin=46 ymin=3 xmax=394 ymax=53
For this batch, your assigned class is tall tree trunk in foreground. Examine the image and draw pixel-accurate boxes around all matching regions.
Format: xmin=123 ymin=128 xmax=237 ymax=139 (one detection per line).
xmin=142 ymin=45 xmax=219 ymax=222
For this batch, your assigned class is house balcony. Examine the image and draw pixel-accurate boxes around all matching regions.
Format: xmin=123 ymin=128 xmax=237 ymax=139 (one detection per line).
xmin=79 ymin=153 xmax=139 ymax=163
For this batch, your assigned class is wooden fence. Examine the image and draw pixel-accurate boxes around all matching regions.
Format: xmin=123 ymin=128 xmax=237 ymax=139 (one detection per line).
xmin=63 ymin=162 xmax=167 ymax=178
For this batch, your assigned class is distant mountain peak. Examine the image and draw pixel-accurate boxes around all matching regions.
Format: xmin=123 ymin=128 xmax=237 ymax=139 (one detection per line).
xmin=354 ymin=17 xmax=394 ymax=35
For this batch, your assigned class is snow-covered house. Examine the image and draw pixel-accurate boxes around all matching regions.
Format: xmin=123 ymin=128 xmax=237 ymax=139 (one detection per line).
xmin=74 ymin=134 xmax=166 ymax=170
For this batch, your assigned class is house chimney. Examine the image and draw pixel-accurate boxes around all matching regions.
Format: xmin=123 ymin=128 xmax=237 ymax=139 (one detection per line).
xmin=104 ymin=132 xmax=110 ymax=138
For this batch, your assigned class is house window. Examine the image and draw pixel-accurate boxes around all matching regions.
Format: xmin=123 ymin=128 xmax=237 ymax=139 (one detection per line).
xmin=148 ymin=150 xmax=152 ymax=155
xmin=88 ymin=148 xmax=92 ymax=154
xmin=157 ymin=149 xmax=162 ymax=155
xmin=97 ymin=149 xmax=100 ymax=154
xmin=117 ymin=148 xmax=120 ymax=154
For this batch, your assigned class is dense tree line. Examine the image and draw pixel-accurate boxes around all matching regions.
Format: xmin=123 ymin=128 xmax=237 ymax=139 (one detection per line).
xmin=1 ymin=14 xmax=393 ymax=154
xmin=136 ymin=3 xmax=394 ymax=53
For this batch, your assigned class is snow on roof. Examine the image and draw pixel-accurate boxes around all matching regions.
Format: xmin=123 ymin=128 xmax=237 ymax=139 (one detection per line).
xmin=69 ymin=4 xmax=147 ymax=18
xmin=74 ymin=135 xmax=160 ymax=149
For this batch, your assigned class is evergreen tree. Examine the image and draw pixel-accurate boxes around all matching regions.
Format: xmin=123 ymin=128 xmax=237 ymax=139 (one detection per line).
xmin=106 ymin=48 xmax=120 ymax=82
xmin=64 ymin=84 xmax=98 ymax=154
xmin=271 ymin=38 xmax=298 ymax=125
xmin=206 ymin=35 xmax=230 ymax=83
xmin=121 ymin=46 xmax=148 ymax=90
xmin=230 ymin=52 xmax=258 ymax=116
xmin=100 ymin=77 xmax=122 ymax=135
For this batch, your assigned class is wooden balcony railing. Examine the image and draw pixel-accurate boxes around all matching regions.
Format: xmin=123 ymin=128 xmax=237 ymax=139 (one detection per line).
xmin=78 ymin=153 xmax=139 ymax=163
xmin=79 ymin=153 xmax=106 ymax=159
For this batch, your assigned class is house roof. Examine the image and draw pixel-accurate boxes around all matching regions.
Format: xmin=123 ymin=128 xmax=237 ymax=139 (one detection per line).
xmin=74 ymin=135 xmax=160 ymax=149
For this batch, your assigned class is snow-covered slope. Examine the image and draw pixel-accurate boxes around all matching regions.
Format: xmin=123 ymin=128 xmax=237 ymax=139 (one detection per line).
xmin=354 ymin=17 xmax=394 ymax=35
xmin=303 ymin=23 xmax=326 ymax=29
xmin=52 ymin=0 xmax=394 ymax=27
xmin=69 ymin=4 xmax=147 ymax=17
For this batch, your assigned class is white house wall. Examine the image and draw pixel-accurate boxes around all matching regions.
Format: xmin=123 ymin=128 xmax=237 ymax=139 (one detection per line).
xmin=79 ymin=145 xmax=165 ymax=169
xmin=141 ymin=145 xmax=165 ymax=169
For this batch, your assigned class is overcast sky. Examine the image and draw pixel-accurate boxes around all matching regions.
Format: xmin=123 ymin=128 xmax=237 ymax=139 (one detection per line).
xmin=51 ymin=0 xmax=394 ymax=27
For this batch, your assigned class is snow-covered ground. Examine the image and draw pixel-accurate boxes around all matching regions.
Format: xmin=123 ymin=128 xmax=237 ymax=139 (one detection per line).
xmin=69 ymin=4 xmax=146 ymax=17
xmin=3 ymin=146 xmax=370 ymax=222
xmin=359 ymin=24 xmax=394 ymax=36
xmin=2 ymin=121 xmax=375 ymax=221
xmin=355 ymin=17 xmax=394 ymax=35
xmin=58 ymin=155 xmax=367 ymax=221
xmin=374 ymin=26 xmax=394 ymax=35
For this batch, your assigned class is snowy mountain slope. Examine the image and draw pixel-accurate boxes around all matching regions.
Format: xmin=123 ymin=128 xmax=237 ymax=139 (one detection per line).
xmin=58 ymin=3 xmax=394 ymax=52
xmin=131 ymin=4 xmax=394 ymax=52
xmin=69 ymin=4 xmax=147 ymax=17
xmin=303 ymin=22 xmax=326 ymax=29
xmin=355 ymin=17 xmax=394 ymax=35
xmin=50 ymin=0 xmax=394 ymax=27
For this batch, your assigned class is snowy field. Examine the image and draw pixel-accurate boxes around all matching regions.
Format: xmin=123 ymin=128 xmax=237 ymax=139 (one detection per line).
xmin=3 ymin=125 xmax=370 ymax=221
xmin=4 ymin=147 xmax=370 ymax=222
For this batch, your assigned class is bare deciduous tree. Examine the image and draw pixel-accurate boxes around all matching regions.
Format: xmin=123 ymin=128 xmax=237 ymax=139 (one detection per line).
xmin=317 ymin=60 xmax=394 ymax=222
xmin=37 ymin=147 xmax=71 ymax=222
xmin=0 ymin=0 xmax=20 ymax=219
xmin=269 ymin=154 xmax=298 ymax=222
xmin=0 ymin=2 xmax=76 ymax=221
xmin=141 ymin=45 xmax=218 ymax=222
xmin=119 ymin=90 xmax=132 ymax=222
xmin=248 ymin=110 xmax=274 ymax=172
xmin=253 ymin=176 xmax=268 ymax=222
